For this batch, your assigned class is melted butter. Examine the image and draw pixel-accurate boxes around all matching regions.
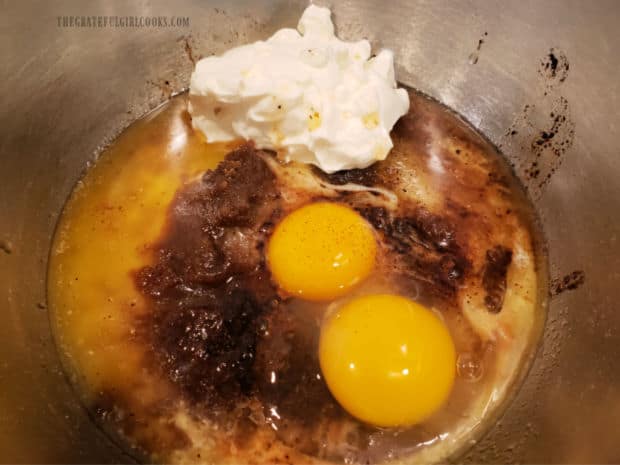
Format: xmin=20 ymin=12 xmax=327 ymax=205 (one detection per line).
xmin=48 ymin=92 xmax=546 ymax=465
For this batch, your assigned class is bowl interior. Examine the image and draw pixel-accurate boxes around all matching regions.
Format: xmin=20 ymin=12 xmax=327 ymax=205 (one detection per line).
xmin=1 ymin=0 xmax=619 ymax=462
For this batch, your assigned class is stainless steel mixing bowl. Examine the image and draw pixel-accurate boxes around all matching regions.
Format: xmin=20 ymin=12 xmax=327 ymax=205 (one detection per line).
xmin=1 ymin=0 xmax=619 ymax=462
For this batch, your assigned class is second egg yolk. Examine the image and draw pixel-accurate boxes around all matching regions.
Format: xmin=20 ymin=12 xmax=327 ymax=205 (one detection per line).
xmin=319 ymin=294 xmax=456 ymax=427
xmin=267 ymin=202 xmax=376 ymax=301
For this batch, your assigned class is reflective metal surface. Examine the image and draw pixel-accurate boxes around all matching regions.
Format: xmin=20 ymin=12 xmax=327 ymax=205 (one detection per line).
xmin=1 ymin=0 xmax=619 ymax=462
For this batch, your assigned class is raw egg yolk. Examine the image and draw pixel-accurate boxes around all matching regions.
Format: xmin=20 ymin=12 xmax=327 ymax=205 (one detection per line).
xmin=267 ymin=202 xmax=376 ymax=301
xmin=319 ymin=294 xmax=456 ymax=427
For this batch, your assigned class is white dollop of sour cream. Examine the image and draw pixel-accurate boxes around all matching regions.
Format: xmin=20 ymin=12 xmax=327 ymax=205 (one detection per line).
xmin=188 ymin=5 xmax=410 ymax=173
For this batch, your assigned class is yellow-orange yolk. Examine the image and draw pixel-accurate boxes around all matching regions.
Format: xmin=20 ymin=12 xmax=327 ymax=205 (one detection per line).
xmin=267 ymin=202 xmax=376 ymax=301
xmin=319 ymin=294 xmax=456 ymax=427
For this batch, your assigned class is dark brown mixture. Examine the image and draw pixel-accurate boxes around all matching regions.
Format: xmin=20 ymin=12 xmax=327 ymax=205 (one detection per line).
xmin=136 ymin=144 xmax=283 ymax=408
xmin=129 ymin=93 xmax=520 ymax=459
xmin=357 ymin=205 xmax=470 ymax=301
xmin=482 ymin=246 xmax=513 ymax=313
xmin=134 ymin=141 xmax=513 ymax=427
xmin=134 ymin=144 xmax=350 ymax=444
xmin=312 ymin=165 xmax=379 ymax=187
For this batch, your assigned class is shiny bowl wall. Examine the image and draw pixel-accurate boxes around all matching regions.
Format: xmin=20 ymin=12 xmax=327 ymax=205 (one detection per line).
xmin=1 ymin=0 xmax=619 ymax=463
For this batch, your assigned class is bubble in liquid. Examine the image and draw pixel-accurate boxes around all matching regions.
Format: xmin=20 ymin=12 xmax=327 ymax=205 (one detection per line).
xmin=457 ymin=352 xmax=484 ymax=382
